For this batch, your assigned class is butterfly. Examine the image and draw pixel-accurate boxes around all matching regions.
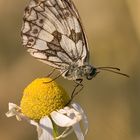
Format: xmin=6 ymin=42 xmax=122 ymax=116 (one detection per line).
xmin=21 ymin=0 xmax=129 ymax=92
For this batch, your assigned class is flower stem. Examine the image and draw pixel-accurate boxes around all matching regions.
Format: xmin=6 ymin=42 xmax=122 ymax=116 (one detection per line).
xmin=52 ymin=121 xmax=59 ymax=138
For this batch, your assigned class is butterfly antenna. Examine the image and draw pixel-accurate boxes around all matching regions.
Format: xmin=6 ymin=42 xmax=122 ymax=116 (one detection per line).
xmin=96 ymin=67 xmax=129 ymax=78
xmin=96 ymin=66 xmax=120 ymax=71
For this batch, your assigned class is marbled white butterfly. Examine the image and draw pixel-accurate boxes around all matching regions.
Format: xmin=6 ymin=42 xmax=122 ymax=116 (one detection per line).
xmin=21 ymin=0 xmax=129 ymax=85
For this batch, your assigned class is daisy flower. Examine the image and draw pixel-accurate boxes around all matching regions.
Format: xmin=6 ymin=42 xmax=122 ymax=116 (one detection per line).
xmin=6 ymin=78 xmax=88 ymax=140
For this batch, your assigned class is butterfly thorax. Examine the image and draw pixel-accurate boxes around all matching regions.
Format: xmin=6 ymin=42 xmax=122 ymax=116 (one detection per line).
xmin=62 ymin=64 xmax=97 ymax=80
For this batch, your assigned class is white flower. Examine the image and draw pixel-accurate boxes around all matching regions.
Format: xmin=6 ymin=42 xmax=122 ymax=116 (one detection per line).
xmin=6 ymin=78 xmax=88 ymax=140
xmin=6 ymin=102 xmax=88 ymax=140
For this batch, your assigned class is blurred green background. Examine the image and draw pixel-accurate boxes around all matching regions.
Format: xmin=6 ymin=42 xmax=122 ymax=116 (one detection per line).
xmin=0 ymin=0 xmax=140 ymax=140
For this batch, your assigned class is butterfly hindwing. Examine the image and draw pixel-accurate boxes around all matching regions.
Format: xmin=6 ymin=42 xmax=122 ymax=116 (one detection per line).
xmin=21 ymin=0 xmax=89 ymax=69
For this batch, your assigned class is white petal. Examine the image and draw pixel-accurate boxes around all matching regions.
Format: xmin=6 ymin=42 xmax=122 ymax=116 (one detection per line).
xmin=72 ymin=103 xmax=88 ymax=135
xmin=6 ymin=103 xmax=20 ymax=117
xmin=51 ymin=111 xmax=80 ymax=127
xmin=57 ymin=107 xmax=69 ymax=114
xmin=73 ymin=122 xmax=84 ymax=140
xmin=5 ymin=102 xmax=28 ymax=121
xmin=63 ymin=107 xmax=82 ymax=123
xmin=55 ymin=127 xmax=73 ymax=139
xmin=38 ymin=116 xmax=54 ymax=140
xmin=16 ymin=113 xmax=30 ymax=122
xmin=6 ymin=110 xmax=16 ymax=117
xmin=29 ymin=120 xmax=39 ymax=127
xmin=8 ymin=103 xmax=19 ymax=110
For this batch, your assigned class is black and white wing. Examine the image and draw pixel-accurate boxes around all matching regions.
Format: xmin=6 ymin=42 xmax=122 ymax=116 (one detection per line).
xmin=21 ymin=0 xmax=89 ymax=69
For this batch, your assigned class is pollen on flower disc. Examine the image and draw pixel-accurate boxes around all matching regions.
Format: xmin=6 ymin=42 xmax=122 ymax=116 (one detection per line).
xmin=20 ymin=78 xmax=70 ymax=120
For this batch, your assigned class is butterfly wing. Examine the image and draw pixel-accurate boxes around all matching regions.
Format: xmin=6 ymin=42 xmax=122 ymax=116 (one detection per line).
xmin=21 ymin=0 xmax=89 ymax=69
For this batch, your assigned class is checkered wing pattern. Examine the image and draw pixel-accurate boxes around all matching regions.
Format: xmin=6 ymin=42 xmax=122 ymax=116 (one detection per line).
xmin=21 ymin=0 xmax=89 ymax=70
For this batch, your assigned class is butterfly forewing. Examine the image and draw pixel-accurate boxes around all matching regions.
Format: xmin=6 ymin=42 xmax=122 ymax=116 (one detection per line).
xmin=21 ymin=0 xmax=89 ymax=70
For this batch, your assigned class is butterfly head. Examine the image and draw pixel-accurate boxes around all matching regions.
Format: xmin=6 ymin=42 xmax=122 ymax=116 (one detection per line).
xmin=84 ymin=65 xmax=99 ymax=80
xmin=84 ymin=65 xmax=130 ymax=80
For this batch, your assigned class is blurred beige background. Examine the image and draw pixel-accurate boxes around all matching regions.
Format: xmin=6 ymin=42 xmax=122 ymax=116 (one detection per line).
xmin=0 ymin=0 xmax=140 ymax=140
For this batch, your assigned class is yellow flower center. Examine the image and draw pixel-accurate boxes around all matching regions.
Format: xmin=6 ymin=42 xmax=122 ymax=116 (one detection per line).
xmin=20 ymin=78 xmax=70 ymax=120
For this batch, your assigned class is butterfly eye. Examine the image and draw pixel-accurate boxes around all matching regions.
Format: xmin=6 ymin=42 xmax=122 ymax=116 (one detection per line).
xmin=86 ymin=68 xmax=97 ymax=80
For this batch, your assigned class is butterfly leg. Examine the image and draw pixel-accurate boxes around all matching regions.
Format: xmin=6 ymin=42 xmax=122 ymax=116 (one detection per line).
xmin=46 ymin=68 xmax=56 ymax=77
xmin=68 ymin=79 xmax=83 ymax=104
xmin=44 ymin=70 xmax=66 ymax=84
